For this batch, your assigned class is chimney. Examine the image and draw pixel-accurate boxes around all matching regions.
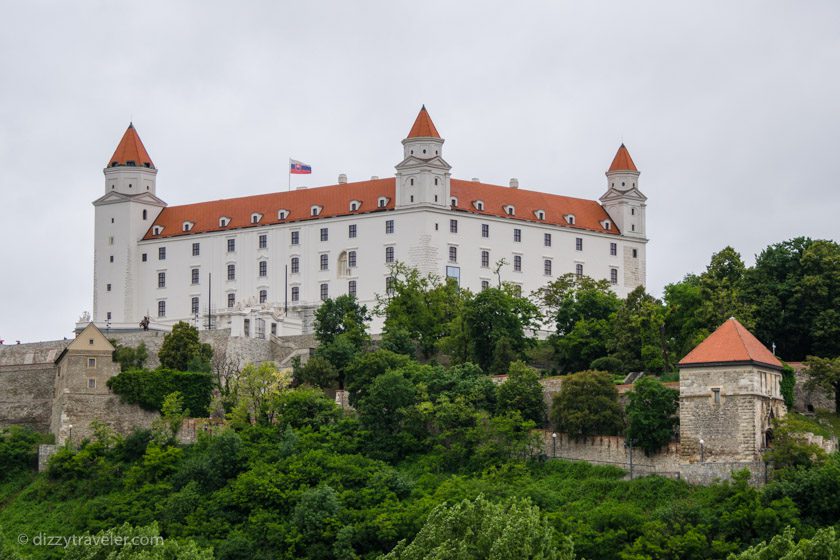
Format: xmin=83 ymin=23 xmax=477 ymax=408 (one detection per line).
xmin=371 ymin=175 xmax=379 ymax=180
xmin=338 ymin=174 xmax=348 ymax=184
xmin=471 ymin=177 xmax=480 ymax=182
xmin=295 ymin=186 xmax=307 ymax=190
xmin=509 ymin=178 xmax=519 ymax=189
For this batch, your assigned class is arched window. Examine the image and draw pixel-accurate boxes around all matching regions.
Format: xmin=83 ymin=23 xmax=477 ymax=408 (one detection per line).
xmin=142 ymin=209 xmax=147 ymax=220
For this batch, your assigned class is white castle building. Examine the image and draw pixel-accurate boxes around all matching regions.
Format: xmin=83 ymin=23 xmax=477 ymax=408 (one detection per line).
xmin=87 ymin=107 xmax=647 ymax=337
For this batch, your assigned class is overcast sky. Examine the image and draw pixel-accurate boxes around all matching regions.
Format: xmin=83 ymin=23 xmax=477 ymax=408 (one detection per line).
xmin=1 ymin=1 xmax=838 ymax=343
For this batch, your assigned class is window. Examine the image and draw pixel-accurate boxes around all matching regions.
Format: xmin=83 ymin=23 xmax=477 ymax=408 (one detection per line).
xmin=385 ymin=246 xmax=395 ymax=263
xmin=544 ymin=233 xmax=552 ymax=247
xmin=712 ymin=388 xmax=721 ymax=404
xmin=142 ymin=209 xmax=147 ymax=220
xmin=251 ymin=213 xmax=262 ymax=224
xmin=576 ymin=263 xmax=584 ymax=277
xmin=385 ymin=220 xmax=394 ymax=234
xmin=610 ymin=268 xmax=618 ymax=285
xmin=87 ymin=358 xmax=96 ymax=368
xmin=278 ymin=209 xmax=289 ymax=220
xmin=152 ymin=226 xmax=162 ymax=235
xmin=291 ymin=257 xmax=300 ymax=273
xmin=109 ymin=236 xmax=114 ymax=245
xmin=481 ymin=224 xmax=489 ymax=238
xmin=227 ymin=238 xmax=236 ymax=253
xmin=191 ymin=268 xmax=199 ymax=285
xmin=106 ymin=312 xmax=111 ymax=320
xmin=88 ymin=378 xmax=96 ymax=389
xmin=535 ymin=210 xmax=545 ymax=220
xmin=348 ymin=250 xmax=357 ymax=268
xmin=631 ymin=208 xmax=636 ymax=216
xmin=610 ymin=242 xmax=617 ymax=256
xmin=350 ymin=201 xmax=359 ymax=211
xmin=320 ymin=228 xmax=328 ymax=241
xmin=244 ymin=319 xmax=250 ymax=337
xmin=311 ymin=205 xmax=321 ymax=216
xmin=219 ymin=217 xmax=230 ymax=227
xmin=192 ymin=242 xmax=200 ymax=256
xmin=191 ymin=296 xmax=199 ymax=315
xmin=158 ymin=272 xmax=166 ymax=288
xmin=450 ymin=219 xmax=458 ymax=233
xmin=378 ymin=197 xmax=387 ymax=208
xmin=109 ymin=255 xmax=114 ymax=263
xmin=514 ymin=255 xmax=522 ymax=272
xmin=386 ymin=276 xmax=396 ymax=295
xmin=89 ymin=338 xmax=94 ymax=345
xmin=513 ymin=228 xmax=521 ymax=242
xmin=291 ymin=231 xmax=300 ymax=245
xmin=259 ymin=261 xmax=267 ymax=277
xmin=632 ymin=248 xmax=638 ymax=258
xmin=158 ymin=300 xmax=166 ymax=317
xmin=227 ymin=264 xmax=236 ymax=281
xmin=481 ymin=250 xmax=490 ymax=268
xmin=142 ymin=253 xmax=147 ymax=262
xmin=259 ymin=234 xmax=267 ymax=249
xmin=291 ymin=286 xmax=300 ymax=302
xmin=227 ymin=293 xmax=235 ymax=308
xmin=475 ymin=201 xmax=485 ymax=211
xmin=449 ymin=246 xmax=457 ymax=263
xmin=349 ymin=224 xmax=357 ymax=238
xmin=159 ymin=247 xmax=166 ymax=260
xmin=544 ymin=259 xmax=552 ymax=276
xmin=566 ymin=214 xmax=576 ymax=225
xmin=505 ymin=205 xmax=515 ymax=216
xmin=320 ymin=254 xmax=329 ymax=270
xmin=259 ymin=289 xmax=267 ymax=304
xmin=575 ymin=238 xmax=583 ymax=251
xmin=603 ymin=220 xmax=611 ymax=230
xmin=271 ymin=323 xmax=277 ymax=336
xmin=106 ymin=283 xmax=111 ymax=292
xmin=182 ymin=222 xmax=192 ymax=232
xmin=348 ymin=280 xmax=357 ymax=297
xmin=481 ymin=279 xmax=490 ymax=290
xmin=320 ymin=283 xmax=329 ymax=301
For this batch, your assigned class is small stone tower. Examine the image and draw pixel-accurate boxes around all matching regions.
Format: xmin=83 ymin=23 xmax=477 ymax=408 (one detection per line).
xmin=599 ymin=144 xmax=646 ymax=238
xmin=679 ymin=318 xmax=786 ymax=463
xmin=92 ymin=124 xmax=167 ymax=329
xmin=395 ymin=106 xmax=452 ymax=207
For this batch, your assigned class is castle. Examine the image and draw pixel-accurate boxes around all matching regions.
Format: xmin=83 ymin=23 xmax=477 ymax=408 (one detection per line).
xmin=87 ymin=107 xmax=648 ymax=337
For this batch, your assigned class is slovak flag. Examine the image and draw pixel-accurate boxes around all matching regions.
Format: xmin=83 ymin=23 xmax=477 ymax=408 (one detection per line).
xmin=290 ymin=159 xmax=312 ymax=174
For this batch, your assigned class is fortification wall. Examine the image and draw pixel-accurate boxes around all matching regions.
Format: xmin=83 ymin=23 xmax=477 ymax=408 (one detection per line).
xmin=793 ymin=367 xmax=833 ymax=412
xmin=0 ymin=364 xmax=56 ymax=431
xmin=51 ymin=392 xmax=158 ymax=445
xmin=540 ymin=431 xmax=681 ymax=477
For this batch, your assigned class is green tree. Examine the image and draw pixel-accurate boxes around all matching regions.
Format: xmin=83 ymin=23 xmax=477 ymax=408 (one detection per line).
xmin=664 ymin=273 xmax=707 ymax=359
xmin=625 ymin=377 xmax=678 ymax=455
xmin=274 ymin=387 xmax=342 ymax=430
xmin=728 ymin=526 xmax=840 ymax=560
xmin=314 ymin=294 xmax=370 ymax=347
xmin=383 ymin=495 xmax=574 ymax=560
xmin=158 ymin=322 xmax=213 ymax=372
xmin=294 ymin=355 xmax=340 ymax=390
xmin=551 ymin=370 xmax=623 ymax=439
xmin=151 ymin=391 xmax=189 ymax=443
xmin=293 ymin=485 xmax=342 ymax=560
xmin=608 ymin=286 xmax=671 ymax=374
xmin=496 ymin=361 xmax=546 ymax=426
xmin=804 ymin=356 xmax=840 ymax=413
xmin=111 ymin=340 xmax=148 ymax=372
xmin=764 ymin=416 xmax=827 ymax=472
xmin=356 ymin=370 xmax=419 ymax=460
xmin=229 ymin=362 xmax=291 ymax=425
xmin=344 ymin=349 xmax=412 ymax=406
xmin=462 ymin=285 xmax=540 ymax=372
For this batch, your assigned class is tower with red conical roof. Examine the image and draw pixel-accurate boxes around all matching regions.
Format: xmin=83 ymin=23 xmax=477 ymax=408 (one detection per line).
xmin=599 ymin=144 xmax=646 ymax=239
xmin=395 ymin=106 xmax=451 ymax=208
xmin=92 ymin=124 xmax=167 ymax=328
xmin=678 ymin=317 xmax=786 ymax=466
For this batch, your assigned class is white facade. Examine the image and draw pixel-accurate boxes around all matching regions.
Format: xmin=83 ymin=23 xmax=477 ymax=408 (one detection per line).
xmin=88 ymin=113 xmax=648 ymax=337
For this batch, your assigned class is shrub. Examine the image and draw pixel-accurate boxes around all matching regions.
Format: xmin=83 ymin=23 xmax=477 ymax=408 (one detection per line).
xmin=551 ymin=370 xmax=624 ymax=439
xmin=625 ymin=377 xmax=679 ymax=455
xmin=107 ymin=368 xmax=214 ymax=415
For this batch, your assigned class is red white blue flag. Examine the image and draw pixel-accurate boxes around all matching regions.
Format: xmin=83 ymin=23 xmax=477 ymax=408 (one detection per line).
xmin=290 ymin=159 xmax=312 ymax=174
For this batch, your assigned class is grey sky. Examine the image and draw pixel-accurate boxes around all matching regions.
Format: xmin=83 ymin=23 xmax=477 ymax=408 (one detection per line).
xmin=1 ymin=1 xmax=838 ymax=343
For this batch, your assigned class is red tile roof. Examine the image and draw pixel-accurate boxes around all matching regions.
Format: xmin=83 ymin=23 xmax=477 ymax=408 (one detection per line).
xmin=406 ymin=106 xmax=441 ymax=139
xmin=678 ymin=318 xmax=783 ymax=369
xmin=607 ymin=144 xmax=637 ymax=173
xmin=108 ymin=123 xmax=155 ymax=169
xmin=144 ymin=178 xmax=620 ymax=240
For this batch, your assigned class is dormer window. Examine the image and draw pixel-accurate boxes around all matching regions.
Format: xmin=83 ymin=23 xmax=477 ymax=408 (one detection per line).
xmin=377 ymin=197 xmax=388 ymax=208
xmin=182 ymin=221 xmax=194 ymax=232
xmin=450 ymin=197 xmax=458 ymax=207
xmin=601 ymin=219 xmax=612 ymax=230
xmin=473 ymin=200 xmax=484 ymax=211
xmin=152 ymin=225 xmax=163 ymax=235
xmin=504 ymin=205 xmax=515 ymax=216
xmin=277 ymin=209 xmax=289 ymax=220
xmin=535 ymin=210 xmax=546 ymax=221
xmin=349 ymin=200 xmax=361 ymax=212
xmin=565 ymin=214 xmax=576 ymax=225
xmin=311 ymin=205 xmax=322 ymax=217
xmin=219 ymin=216 xmax=230 ymax=227
xmin=251 ymin=213 xmax=263 ymax=224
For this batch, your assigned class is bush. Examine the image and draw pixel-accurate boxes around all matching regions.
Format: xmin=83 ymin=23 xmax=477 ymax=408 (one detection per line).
xmin=625 ymin=377 xmax=679 ymax=455
xmin=590 ymin=356 xmax=623 ymax=375
xmin=107 ymin=368 xmax=214 ymax=415
xmin=551 ymin=370 xmax=624 ymax=439
xmin=0 ymin=426 xmax=50 ymax=480
xmin=158 ymin=322 xmax=213 ymax=372
xmin=780 ymin=363 xmax=796 ymax=409
xmin=496 ymin=361 xmax=546 ymax=426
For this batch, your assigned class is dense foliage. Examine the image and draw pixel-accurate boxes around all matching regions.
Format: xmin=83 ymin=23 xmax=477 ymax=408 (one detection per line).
xmin=626 ymin=377 xmax=679 ymax=456
xmin=158 ymin=322 xmax=213 ymax=373
xmin=107 ymin=368 xmax=214 ymax=415
xmin=551 ymin=370 xmax=624 ymax=439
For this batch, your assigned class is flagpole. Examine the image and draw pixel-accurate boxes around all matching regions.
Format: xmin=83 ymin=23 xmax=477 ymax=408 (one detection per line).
xmin=288 ymin=158 xmax=291 ymax=191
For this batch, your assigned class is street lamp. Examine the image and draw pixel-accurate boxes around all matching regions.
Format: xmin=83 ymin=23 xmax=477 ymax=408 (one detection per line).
xmin=67 ymin=424 xmax=73 ymax=447
xmin=552 ymin=432 xmax=557 ymax=458
xmin=699 ymin=438 xmax=705 ymax=463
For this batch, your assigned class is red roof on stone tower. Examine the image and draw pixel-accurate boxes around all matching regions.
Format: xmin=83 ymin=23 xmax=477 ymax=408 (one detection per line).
xmin=678 ymin=317 xmax=783 ymax=369
xmin=607 ymin=144 xmax=638 ymax=173
xmin=406 ymin=106 xmax=441 ymax=139
xmin=108 ymin=123 xmax=155 ymax=169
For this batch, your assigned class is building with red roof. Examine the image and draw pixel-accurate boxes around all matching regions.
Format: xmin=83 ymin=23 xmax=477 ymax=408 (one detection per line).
xmin=88 ymin=108 xmax=648 ymax=336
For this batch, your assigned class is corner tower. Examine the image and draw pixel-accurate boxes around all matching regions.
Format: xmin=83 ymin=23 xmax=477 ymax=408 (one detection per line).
xmin=91 ymin=124 xmax=166 ymax=329
xmin=599 ymin=144 xmax=646 ymax=238
xmin=395 ymin=106 xmax=452 ymax=207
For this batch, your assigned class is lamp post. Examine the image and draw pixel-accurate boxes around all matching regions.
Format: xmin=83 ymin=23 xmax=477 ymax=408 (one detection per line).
xmin=67 ymin=424 xmax=73 ymax=447
xmin=552 ymin=432 xmax=557 ymax=458
xmin=699 ymin=438 xmax=705 ymax=463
